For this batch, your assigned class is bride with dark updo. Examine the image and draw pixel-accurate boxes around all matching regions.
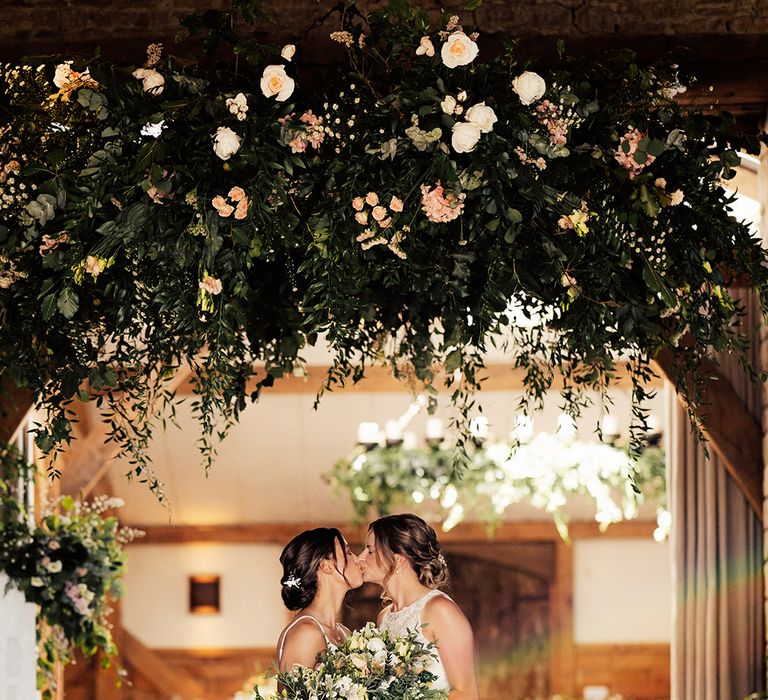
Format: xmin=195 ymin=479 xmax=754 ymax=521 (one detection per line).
xmin=357 ymin=514 xmax=479 ymax=700
xmin=276 ymin=527 xmax=364 ymax=670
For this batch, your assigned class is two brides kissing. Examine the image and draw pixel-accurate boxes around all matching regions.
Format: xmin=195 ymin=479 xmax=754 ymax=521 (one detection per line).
xmin=275 ymin=514 xmax=479 ymax=699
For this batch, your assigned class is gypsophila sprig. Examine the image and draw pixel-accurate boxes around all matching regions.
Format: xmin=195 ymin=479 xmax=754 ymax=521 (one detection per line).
xmin=256 ymin=622 xmax=448 ymax=700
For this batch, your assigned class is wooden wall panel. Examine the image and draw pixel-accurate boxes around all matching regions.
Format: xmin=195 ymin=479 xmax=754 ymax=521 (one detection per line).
xmin=575 ymin=643 xmax=670 ymax=700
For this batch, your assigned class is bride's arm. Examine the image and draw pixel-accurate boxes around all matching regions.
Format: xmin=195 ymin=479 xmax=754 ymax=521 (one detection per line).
xmin=278 ymin=621 xmax=327 ymax=671
xmin=422 ymin=597 xmax=479 ymax=700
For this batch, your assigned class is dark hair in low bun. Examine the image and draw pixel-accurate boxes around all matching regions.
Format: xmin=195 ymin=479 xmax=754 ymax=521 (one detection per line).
xmin=369 ymin=514 xmax=449 ymax=589
xmin=279 ymin=528 xmax=347 ymax=610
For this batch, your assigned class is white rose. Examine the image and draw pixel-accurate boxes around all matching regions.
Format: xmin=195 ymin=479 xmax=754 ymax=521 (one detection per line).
xmin=45 ymin=560 xmax=63 ymax=573
xmin=280 ymin=44 xmax=296 ymax=61
xmin=226 ymin=92 xmax=248 ymax=120
xmin=366 ymin=637 xmax=386 ymax=653
xmin=440 ymin=95 xmax=457 ymax=115
xmin=132 ymin=68 xmax=165 ymax=95
xmin=53 ymin=61 xmax=74 ymax=88
xmin=260 ymin=64 xmax=295 ymax=101
xmin=451 ymin=121 xmax=482 ymax=153
xmin=212 ymin=126 xmax=242 ymax=160
xmin=416 ymin=36 xmax=435 ymax=57
xmin=465 ymin=102 xmax=497 ymax=133
xmin=441 ymin=32 xmax=479 ymax=69
xmin=669 ymin=189 xmax=684 ymax=206
xmin=457 ymin=90 xmax=467 ymax=102
xmin=31 ymin=577 xmax=44 ymax=587
xmin=512 ymin=71 xmax=546 ymax=105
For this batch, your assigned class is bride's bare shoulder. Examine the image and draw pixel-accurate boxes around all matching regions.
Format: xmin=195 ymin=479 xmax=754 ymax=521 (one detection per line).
xmin=277 ymin=617 xmax=326 ymax=664
xmin=376 ymin=603 xmax=393 ymax=627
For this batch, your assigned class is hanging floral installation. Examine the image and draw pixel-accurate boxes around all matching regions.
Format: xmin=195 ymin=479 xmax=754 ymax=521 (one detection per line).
xmin=0 ymin=445 xmax=140 ymax=697
xmin=0 ymin=1 xmax=766 ymax=485
xmin=329 ymin=434 xmax=667 ymax=540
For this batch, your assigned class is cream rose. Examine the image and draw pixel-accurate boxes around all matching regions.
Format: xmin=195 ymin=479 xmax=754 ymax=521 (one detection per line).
xmin=281 ymin=44 xmax=296 ymax=61
xmin=512 ymin=71 xmax=546 ymax=105
xmin=132 ymin=68 xmax=165 ymax=95
xmin=389 ymin=196 xmax=403 ymax=212
xmin=441 ymin=32 xmax=479 ymax=69
xmin=260 ymin=65 xmax=295 ymax=101
xmin=669 ymin=189 xmax=684 ymax=206
xmin=212 ymin=126 xmax=241 ymax=160
xmin=226 ymin=93 xmax=248 ymax=120
xmin=465 ymin=102 xmax=498 ymax=133
xmin=451 ymin=121 xmax=482 ymax=153
xmin=440 ymin=95 xmax=457 ymax=115
xmin=416 ymin=36 xmax=435 ymax=57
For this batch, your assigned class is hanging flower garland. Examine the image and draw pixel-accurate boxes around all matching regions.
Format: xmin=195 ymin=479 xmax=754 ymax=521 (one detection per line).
xmin=0 ymin=2 xmax=766 ymax=485
xmin=0 ymin=445 xmax=141 ymax=697
xmin=329 ymin=434 xmax=666 ymax=540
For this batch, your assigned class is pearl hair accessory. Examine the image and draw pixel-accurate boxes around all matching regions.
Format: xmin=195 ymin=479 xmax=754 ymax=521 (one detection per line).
xmin=283 ymin=574 xmax=302 ymax=588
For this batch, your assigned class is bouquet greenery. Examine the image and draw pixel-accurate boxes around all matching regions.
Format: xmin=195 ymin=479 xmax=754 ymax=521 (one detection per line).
xmin=0 ymin=444 xmax=141 ymax=696
xmin=257 ymin=622 xmax=448 ymax=700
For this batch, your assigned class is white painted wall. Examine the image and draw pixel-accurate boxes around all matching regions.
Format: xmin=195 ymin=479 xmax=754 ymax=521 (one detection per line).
xmin=573 ymin=538 xmax=671 ymax=643
xmin=0 ymin=573 xmax=38 ymax=700
xmin=123 ymin=538 xmax=671 ymax=649
xmin=122 ymin=544 xmax=287 ymax=649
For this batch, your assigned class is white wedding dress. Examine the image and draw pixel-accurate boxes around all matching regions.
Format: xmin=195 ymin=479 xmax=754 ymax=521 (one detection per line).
xmin=380 ymin=589 xmax=451 ymax=691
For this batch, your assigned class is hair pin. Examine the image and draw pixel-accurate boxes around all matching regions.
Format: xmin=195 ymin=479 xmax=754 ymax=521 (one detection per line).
xmin=283 ymin=574 xmax=302 ymax=589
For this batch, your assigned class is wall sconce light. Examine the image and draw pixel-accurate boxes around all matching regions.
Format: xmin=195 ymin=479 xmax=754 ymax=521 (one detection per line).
xmin=189 ymin=575 xmax=220 ymax=614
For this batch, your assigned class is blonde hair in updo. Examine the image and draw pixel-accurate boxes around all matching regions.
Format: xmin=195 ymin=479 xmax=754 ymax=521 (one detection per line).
xmin=369 ymin=513 xmax=449 ymax=590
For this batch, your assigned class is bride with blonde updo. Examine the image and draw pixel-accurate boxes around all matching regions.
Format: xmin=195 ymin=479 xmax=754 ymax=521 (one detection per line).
xmin=357 ymin=514 xmax=478 ymax=700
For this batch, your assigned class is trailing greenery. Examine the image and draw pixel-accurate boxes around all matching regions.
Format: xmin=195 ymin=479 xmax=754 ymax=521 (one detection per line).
xmin=0 ymin=444 xmax=140 ymax=697
xmin=329 ymin=435 xmax=666 ymax=539
xmin=0 ymin=1 xmax=766 ymax=486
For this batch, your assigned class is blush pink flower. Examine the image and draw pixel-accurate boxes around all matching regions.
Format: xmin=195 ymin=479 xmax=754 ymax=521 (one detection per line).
xmin=372 ymin=205 xmax=387 ymax=222
xmin=234 ymin=198 xmax=249 ymax=220
xmin=365 ymin=192 xmax=379 ymax=206
xmin=199 ymin=274 xmax=223 ymax=295
xmin=355 ymin=211 xmax=369 ymax=225
xmin=389 ymin=196 xmax=404 ymax=212
xmin=420 ymin=181 xmax=465 ymax=223
xmin=228 ymin=186 xmax=246 ymax=202
xmin=352 ymin=197 xmax=365 ymax=211
xmin=614 ymin=127 xmax=655 ymax=178
xmin=212 ymin=195 xmax=234 ymax=218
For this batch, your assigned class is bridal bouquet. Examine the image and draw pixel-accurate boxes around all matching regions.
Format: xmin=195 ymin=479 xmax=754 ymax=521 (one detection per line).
xmin=257 ymin=622 xmax=448 ymax=700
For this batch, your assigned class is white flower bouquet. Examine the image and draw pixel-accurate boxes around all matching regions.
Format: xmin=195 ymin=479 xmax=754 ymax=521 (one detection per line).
xmin=257 ymin=622 xmax=448 ymax=700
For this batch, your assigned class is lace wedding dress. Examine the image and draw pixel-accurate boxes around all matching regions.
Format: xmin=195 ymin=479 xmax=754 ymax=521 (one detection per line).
xmin=380 ymin=589 xmax=450 ymax=691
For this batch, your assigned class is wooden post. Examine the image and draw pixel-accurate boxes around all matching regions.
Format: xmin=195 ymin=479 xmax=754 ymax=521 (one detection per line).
xmin=548 ymin=538 xmax=575 ymax=695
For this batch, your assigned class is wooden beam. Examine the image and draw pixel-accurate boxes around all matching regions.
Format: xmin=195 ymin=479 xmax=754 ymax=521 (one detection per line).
xmin=549 ymin=538 xmax=576 ymax=695
xmin=61 ymin=363 xmax=194 ymax=497
xmin=134 ymin=520 xmax=658 ymax=545
xmin=122 ymin=630 xmax=206 ymax=700
xmin=174 ymin=361 xmax=662 ymax=396
xmin=653 ymin=349 xmax=763 ymax=518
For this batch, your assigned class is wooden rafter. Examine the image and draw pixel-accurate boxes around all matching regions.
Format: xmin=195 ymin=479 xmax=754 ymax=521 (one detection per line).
xmin=61 ymin=363 xmax=195 ymax=497
xmin=653 ymin=349 xmax=763 ymax=518
xmin=134 ymin=520 xmax=657 ymax=546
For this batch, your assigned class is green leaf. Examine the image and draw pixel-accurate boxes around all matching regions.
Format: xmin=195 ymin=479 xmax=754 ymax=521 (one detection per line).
xmin=642 ymin=264 xmax=676 ymax=307
xmin=445 ymin=349 xmax=463 ymax=373
xmin=506 ymin=208 xmax=523 ymax=224
xmin=57 ymin=287 xmax=79 ymax=320
xmin=41 ymin=294 xmax=57 ymax=321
